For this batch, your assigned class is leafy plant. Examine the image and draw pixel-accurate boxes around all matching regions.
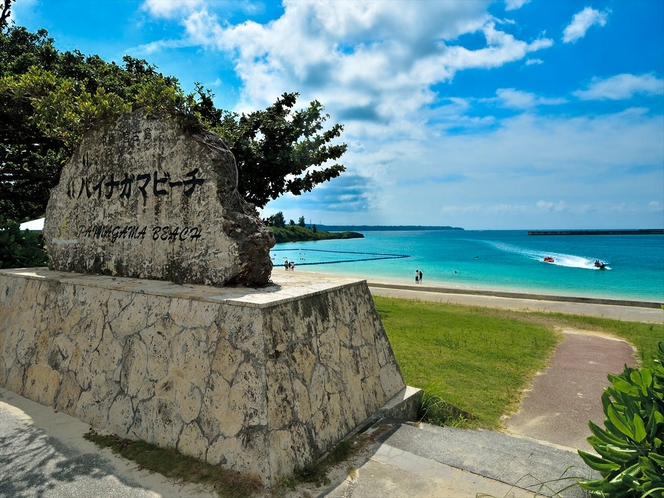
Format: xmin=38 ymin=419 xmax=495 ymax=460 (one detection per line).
xmin=418 ymin=383 xmax=476 ymax=427
xmin=0 ymin=216 xmax=48 ymax=269
xmin=578 ymin=342 xmax=664 ymax=497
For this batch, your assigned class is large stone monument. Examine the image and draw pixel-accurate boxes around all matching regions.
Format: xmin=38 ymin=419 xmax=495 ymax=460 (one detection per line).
xmin=43 ymin=111 xmax=273 ymax=287
xmin=0 ymin=111 xmax=416 ymax=485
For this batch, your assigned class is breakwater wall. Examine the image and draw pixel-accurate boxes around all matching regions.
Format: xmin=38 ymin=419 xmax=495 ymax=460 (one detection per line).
xmin=528 ymin=229 xmax=664 ymax=236
xmin=0 ymin=269 xmax=410 ymax=485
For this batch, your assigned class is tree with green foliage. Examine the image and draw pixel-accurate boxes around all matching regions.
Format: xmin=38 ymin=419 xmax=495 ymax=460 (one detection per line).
xmin=209 ymin=92 xmax=346 ymax=209
xmin=1 ymin=7 xmax=191 ymax=221
xmin=1 ymin=1 xmax=346 ymax=221
xmin=267 ymin=211 xmax=286 ymax=228
xmin=0 ymin=215 xmax=47 ymax=268
xmin=298 ymin=216 xmax=306 ymax=227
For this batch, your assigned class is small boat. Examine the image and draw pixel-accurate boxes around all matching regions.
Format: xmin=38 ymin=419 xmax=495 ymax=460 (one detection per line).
xmin=594 ymin=260 xmax=606 ymax=269
xmin=543 ymin=256 xmax=555 ymax=263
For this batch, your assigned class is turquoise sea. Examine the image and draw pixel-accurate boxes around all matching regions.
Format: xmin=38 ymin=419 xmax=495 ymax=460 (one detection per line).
xmin=271 ymin=230 xmax=664 ymax=303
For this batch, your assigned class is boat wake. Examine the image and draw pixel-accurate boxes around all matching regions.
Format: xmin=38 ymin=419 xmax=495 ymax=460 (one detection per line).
xmin=486 ymin=241 xmax=611 ymax=270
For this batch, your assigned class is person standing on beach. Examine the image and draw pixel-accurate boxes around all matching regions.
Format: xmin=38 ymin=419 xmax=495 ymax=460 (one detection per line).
xmin=419 ymin=270 xmax=423 ymax=283
xmin=415 ymin=270 xmax=419 ymax=284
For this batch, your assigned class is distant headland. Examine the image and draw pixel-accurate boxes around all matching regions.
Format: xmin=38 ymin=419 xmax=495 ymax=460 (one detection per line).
xmin=270 ymin=225 xmax=364 ymax=243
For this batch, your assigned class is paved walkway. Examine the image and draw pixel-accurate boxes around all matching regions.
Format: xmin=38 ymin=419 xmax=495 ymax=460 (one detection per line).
xmin=504 ymin=330 xmax=636 ymax=452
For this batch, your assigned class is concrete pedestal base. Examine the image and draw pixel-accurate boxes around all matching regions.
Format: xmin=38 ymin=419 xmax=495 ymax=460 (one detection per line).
xmin=0 ymin=268 xmax=407 ymax=484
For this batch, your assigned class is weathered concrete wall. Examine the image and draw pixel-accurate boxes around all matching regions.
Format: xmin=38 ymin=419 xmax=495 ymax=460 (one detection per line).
xmin=0 ymin=269 xmax=406 ymax=484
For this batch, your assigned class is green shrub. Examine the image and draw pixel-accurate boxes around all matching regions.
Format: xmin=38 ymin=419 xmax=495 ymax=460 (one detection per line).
xmin=0 ymin=216 xmax=48 ymax=269
xmin=579 ymin=342 xmax=664 ymax=497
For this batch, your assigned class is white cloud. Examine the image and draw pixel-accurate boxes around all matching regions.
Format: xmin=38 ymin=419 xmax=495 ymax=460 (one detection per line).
xmin=158 ymin=0 xmax=551 ymax=122
xmin=135 ymin=38 xmax=196 ymax=54
xmin=142 ymin=0 xmax=205 ymax=19
xmin=574 ymin=73 xmax=664 ymax=100
xmin=493 ymin=88 xmax=567 ymax=109
xmin=135 ymin=0 xmax=662 ymax=229
xmin=324 ymin=108 xmax=664 ymax=227
xmin=182 ymin=9 xmax=225 ymax=45
xmin=504 ymin=0 xmax=530 ymax=11
xmin=537 ymin=200 xmax=566 ymax=212
xmin=562 ymin=7 xmax=609 ymax=43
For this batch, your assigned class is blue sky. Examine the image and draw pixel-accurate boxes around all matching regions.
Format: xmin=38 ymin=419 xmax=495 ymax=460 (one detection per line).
xmin=11 ymin=0 xmax=664 ymax=230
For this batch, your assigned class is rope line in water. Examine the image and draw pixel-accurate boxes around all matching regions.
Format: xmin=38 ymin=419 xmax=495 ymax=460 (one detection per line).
xmin=272 ymin=248 xmax=410 ymax=265
xmin=272 ymin=248 xmax=409 ymax=257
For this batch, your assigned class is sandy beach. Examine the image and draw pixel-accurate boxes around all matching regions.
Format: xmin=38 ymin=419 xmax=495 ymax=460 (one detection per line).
xmin=293 ymin=269 xmax=664 ymax=323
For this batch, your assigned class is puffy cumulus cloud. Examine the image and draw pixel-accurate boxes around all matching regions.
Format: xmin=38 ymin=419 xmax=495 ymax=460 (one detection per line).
xmin=436 ymin=22 xmax=552 ymax=74
xmin=162 ymin=0 xmax=551 ymax=128
xmin=182 ymin=8 xmax=225 ymax=45
xmin=574 ymin=73 xmax=664 ymax=101
xmin=562 ymin=7 xmax=609 ymax=43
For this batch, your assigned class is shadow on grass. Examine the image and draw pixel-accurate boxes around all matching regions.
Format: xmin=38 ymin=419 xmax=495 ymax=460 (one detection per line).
xmin=84 ymin=429 xmax=262 ymax=498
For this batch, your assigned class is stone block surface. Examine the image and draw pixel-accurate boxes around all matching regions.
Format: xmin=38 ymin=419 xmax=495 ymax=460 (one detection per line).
xmin=43 ymin=111 xmax=274 ymax=287
xmin=0 ymin=268 xmax=406 ymax=484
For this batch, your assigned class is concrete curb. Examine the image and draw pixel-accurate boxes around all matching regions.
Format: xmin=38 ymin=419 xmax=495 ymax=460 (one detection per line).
xmin=368 ymin=281 xmax=663 ymax=309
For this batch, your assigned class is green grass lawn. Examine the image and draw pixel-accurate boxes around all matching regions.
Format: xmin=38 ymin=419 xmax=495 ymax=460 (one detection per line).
xmin=373 ymin=296 xmax=664 ymax=429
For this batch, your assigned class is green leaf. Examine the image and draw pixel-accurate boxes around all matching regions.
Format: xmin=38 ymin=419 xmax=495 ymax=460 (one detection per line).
xmin=642 ymin=487 xmax=664 ymax=498
xmin=588 ymin=420 xmax=630 ymax=447
xmin=595 ymin=444 xmax=639 ymax=463
xmin=608 ymin=404 xmax=635 ymax=439
xmin=633 ymin=413 xmax=647 ymax=442
xmin=602 ymin=390 xmax=613 ymax=414
xmin=630 ymin=370 xmax=643 ymax=386
xmin=614 ymin=378 xmax=639 ymax=395
xmin=578 ymin=450 xmax=622 ymax=473
xmin=622 ymin=473 xmax=642 ymax=491
xmin=609 ymin=462 xmax=640 ymax=484
xmin=649 ymin=452 xmax=664 ymax=467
